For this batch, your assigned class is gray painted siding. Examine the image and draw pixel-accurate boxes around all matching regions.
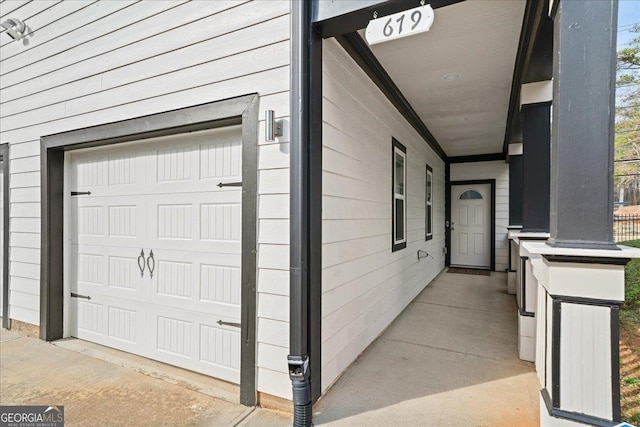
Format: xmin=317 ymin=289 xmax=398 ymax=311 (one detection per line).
xmin=0 ymin=0 xmax=291 ymax=399
xmin=321 ymin=39 xmax=446 ymax=391
xmin=451 ymin=161 xmax=509 ymax=272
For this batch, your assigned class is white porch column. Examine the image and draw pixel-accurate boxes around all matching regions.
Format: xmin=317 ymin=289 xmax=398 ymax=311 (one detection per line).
xmin=522 ymin=241 xmax=640 ymax=426
xmin=507 ymin=228 xmax=521 ymax=295
xmin=513 ymin=232 xmax=549 ymax=362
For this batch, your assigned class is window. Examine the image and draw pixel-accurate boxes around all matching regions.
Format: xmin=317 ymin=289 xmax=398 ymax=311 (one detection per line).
xmin=392 ymin=138 xmax=407 ymax=251
xmin=459 ymin=190 xmax=483 ymax=200
xmin=426 ymin=164 xmax=433 ymax=241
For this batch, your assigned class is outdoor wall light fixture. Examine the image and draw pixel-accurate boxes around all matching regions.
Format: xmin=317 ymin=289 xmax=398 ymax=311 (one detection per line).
xmin=1 ymin=18 xmax=26 ymax=41
xmin=265 ymin=110 xmax=283 ymax=142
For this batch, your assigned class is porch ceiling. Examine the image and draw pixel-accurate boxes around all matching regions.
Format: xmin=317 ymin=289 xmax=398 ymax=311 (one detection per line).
xmin=358 ymin=0 xmax=526 ymax=157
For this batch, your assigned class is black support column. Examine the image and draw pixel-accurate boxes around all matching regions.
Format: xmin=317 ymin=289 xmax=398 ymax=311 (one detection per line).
xmin=548 ymin=0 xmax=618 ymax=249
xmin=521 ymin=102 xmax=551 ymax=233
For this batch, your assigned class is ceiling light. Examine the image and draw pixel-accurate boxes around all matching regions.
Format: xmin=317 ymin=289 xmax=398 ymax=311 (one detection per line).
xmin=443 ymin=73 xmax=460 ymax=81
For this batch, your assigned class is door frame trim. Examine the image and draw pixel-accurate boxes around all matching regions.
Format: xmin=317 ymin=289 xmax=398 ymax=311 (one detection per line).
xmin=40 ymin=94 xmax=259 ymax=406
xmin=0 ymin=144 xmax=8 ymax=328
xmin=448 ymin=179 xmax=496 ymax=271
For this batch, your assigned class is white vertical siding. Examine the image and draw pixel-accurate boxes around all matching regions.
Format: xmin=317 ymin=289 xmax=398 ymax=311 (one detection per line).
xmin=450 ymin=161 xmax=509 ymax=271
xmin=560 ymin=303 xmax=612 ymax=419
xmin=0 ymin=0 xmax=291 ymax=399
xmin=546 ymin=292 xmax=553 ymax=391
xmin=535 ymin=285 xmax=547 ymax=386
xmin=321 ymin=39 xmax=446 ymax=391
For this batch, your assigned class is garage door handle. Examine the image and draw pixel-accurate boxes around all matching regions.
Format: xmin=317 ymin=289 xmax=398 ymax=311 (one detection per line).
xmin=147 ymin=250 xmax=155 ymax=279
xmin=137 ymin=249 xmax=145 ymax=277
xmin=71 ymin=191 xmax=91 ymax=196
xmin=217 ymin=320 xmax=241 ymax=328
xmin=71 ymin=292 xmax=91 ymax=300
xmin=217 ymin=182 xmax=242 ymax=188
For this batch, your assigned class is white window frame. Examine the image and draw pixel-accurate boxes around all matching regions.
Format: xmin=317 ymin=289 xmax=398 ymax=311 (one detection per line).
xmin=426 ymin=164 xmax=433 ymax=241
xmin=392 ymin=138 xmax=407 ymax=252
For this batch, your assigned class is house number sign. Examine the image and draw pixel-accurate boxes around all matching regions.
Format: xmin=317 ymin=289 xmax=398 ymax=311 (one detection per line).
xmin=365 ymin=4 xmax=435 ymax=46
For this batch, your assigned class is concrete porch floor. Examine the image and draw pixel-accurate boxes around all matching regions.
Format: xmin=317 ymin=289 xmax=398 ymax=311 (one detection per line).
xmin=313 ymin=271 xmax=540 ymax=426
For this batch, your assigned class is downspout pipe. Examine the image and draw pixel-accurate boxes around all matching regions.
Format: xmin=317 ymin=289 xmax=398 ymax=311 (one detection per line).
xmin=288 ymin=1 xmax=312 ymax=426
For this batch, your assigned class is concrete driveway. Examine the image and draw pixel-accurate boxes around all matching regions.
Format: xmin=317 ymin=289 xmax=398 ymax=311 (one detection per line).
xmin=0 ymin=328 xmax=291 ymax=426
xmin=1 ymin=272 xmax=540 ymax=427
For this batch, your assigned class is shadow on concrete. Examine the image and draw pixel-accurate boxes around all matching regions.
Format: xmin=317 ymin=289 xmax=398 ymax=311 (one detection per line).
xmin=313 ymin=272 xmax=540 ymax=427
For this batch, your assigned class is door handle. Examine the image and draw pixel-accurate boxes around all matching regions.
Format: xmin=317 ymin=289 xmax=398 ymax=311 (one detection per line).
xmin=217 ymin=320 xmax=241 ymax=328
xmin=147 ymin=250 xmax=155 ymax=279
xmin=137 ymin=249 xmax=145 ymax=277
xmin=217 ymin=182 xmax=242 ymax=188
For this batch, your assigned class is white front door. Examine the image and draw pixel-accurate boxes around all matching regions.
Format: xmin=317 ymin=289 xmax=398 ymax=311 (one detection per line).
xmin=451 ymin=183 xmax=491 ymax=269
xmin=67 ymin=127 xmax=243 ymax=384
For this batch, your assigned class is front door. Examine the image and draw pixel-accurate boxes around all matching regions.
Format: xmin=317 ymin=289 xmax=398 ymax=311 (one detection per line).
xmin=451 ymin=183 xmax=491 ymax=269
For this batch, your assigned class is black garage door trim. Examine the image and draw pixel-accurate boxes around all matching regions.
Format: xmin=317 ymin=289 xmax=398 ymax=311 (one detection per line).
xmin=40 ymin=94 xmax=259 ymax=406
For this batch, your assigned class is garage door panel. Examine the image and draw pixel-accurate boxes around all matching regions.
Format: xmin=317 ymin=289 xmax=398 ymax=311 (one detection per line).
xmin=199 ymin=133 xmax=242 ymax=181
xmin=155 ymin=314 xmax=194 ymax=358
xmin=107 ymin=204 xmax=141 ymax=239
xmin=107 ymin=151 xmax=144 ymax=187
xmin=147 ymin=193 xmax=241 ymax=244
xmin=200 ymin=203 xmax=241 ymax=242
xmin=71 ymin=244 xmax=146 ymax=301
xmin=107 ymin=254 xmax=145 ymax=292
xmin=156 ymin=203 xmax=195 ymax=240
xmin=73 ymin=157 xmax=108 ymax=189
xmin=141 ymin=191 xmax=241 ymax=203
xmin=71 ymin=296 xmax=147 ymax=356
xmin=75 ymin=204 xmax=107 ymax=239
xmin=199 ymin=323 xmax=241 ymax=379
xmin=74 ymin=197 xmax=147 ymax=246
xmin=75 ymin=252 xmax=106 ymax=287
xmin=200 ymin=264 xmax=241 ymax=307
xmin=155 ymin=259 xmax=194 ymax=299
xmin=106 ymin=306 xmax=139 ymax=345
xmin=73 ymin=299 xmax=104 ymax=335
xmin=72 ymin=146 xmax=147 ymax=196
xmin=69 ymin=128 xmax=243 ymax=386
xmin=154 ymin=144 xmax=200 ymax=185
xmin=148 ymin=250 xmax=241 ymax=319
xmin=149 ymin=241 xmax=241 ymax=255
xmin=146 ymin=306 xmax=241 ymax=383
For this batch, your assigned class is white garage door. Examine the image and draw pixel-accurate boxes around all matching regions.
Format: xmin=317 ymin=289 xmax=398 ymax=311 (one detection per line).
xmin=68 ymin=127 xmax=243 ymax=384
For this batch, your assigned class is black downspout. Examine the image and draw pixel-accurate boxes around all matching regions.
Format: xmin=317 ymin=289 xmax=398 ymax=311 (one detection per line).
xmin=288 ymin=1 xmax=315 ymax=426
